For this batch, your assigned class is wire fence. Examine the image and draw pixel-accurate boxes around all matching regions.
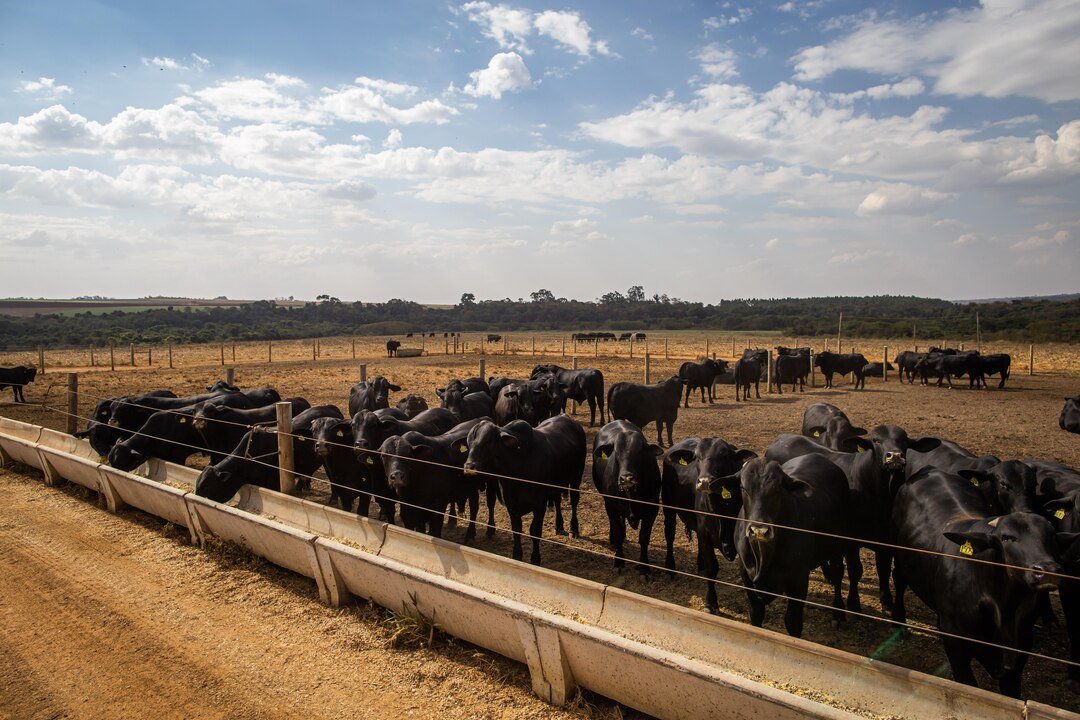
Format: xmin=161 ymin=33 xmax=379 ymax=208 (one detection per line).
xmin=0 ymin=376 xmax=1076 ymax=676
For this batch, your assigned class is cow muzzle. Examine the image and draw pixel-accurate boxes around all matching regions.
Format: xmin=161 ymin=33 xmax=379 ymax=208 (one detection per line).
xmin=883 ymin=451 xmax=905 ymax=470
xmin=1029 ymin=563 xmax=1064 ymax=591
xmin=463 ymin=461 xmax=479 ymax=475
xmin=747 ymin=524 xmax=772 ymax=541
xmin=193 ymin=418 xmax=206 ymax=431
xmin=108 ymin=419 xmax=120 ymax=427
xmin=618 ymin=474 xmax=637 ymax=492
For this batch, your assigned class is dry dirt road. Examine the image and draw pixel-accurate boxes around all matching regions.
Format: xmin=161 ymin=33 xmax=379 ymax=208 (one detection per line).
xmin=0 ymin=468 xmax=629 ymax=720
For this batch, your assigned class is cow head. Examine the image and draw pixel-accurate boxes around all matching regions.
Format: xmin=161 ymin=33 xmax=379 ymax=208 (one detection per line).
xmin=868 ymin=425 xmax=941 ymax=472
xmin=380 ymin=435 xmax=434 ymax=495
xmin=593 ymin=422 xmax=661 ymax=496
xmin=195 ymin=465 xmax=239 ymax=503
xmin=959 ymin=460 xmax=1038 ymax=514
xmin=462 ymin=419 xmax=531 ymax=476
xmin=311 ymin=417 xmax=353 ymax=459
xmin=943 ymin=513 xmax=1069 ymax=591
xmin=734 ymin=458 xmax=805 ymax=582
xmin=807 ymin=416 xmax=868 ymax=453
xmin=107 ymin=441 xmax=147 ymax=472
xmin=396 ymin=394 xmax=428 ymax=419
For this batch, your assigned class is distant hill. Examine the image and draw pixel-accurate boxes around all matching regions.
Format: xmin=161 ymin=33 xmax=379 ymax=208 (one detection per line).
xmin=959 ymin=293 xmax=1080 ymax=304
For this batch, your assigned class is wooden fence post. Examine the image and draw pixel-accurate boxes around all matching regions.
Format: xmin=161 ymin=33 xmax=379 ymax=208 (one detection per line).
xmin=503 ymin=336 xmax=507 ymax=355
xmin=562 ymin=337 xmax=566 ymax=356
xmin=129 ymin=343 xmax=135 ymax=367
xmin=665 ymin=338 xmax=669 ymax=360
xmin=232 ymin=342 xmax=237 ymax=362
xmin=226 ymin=367 xmax=235 ymax=386
xmin=644 ymin=353 xmax=651 ymax=384
xmin=37 ymin=346 xmax=45 ymax=375
xmin=312 ymin=340 xmax=317 ymax=361
xmin=630 ymin=337 xmax=634 ymax=360
xmin=90 ymin=345 xmax=95 ymax=367
xmin=883 ymin=346 xmax=889 ymax=382
xmin=352 ymin=338 xmax=356 ymax=359
xmin=66 ymin=373 xmax=78 ymax=435
xmin=276 ymin=402 xmax=296 ymax=495
xmin=1029 ymin=344 xmax=1035 ymax=376
xmin=532 ymin=337 xmax=536 ymax=357
xmin=731 ymin=337 xmax=735 ymax=357
xmin=110 ymin=342 xmax=115 ymax=371
xmin=454 ymin=335 xmax=459 ymax=354
xmin=705 ymin=338 xmax=710 ymax=359
xmin=809 ymin=349 xmax=815 ymax=388
xmin=148 ymin=347 xmax=153 ymax=367
xmin=359 ymin=364 xmax=367 ymax=383
xmin=221 ymin=344 xmax=226 ymax=366
xmin=268 ymin=341 xmax=273 ymax=363
xmin=479 ymin=359 xmax=485 ymax=381
xmin=594 ymin=339 xmax=598 ymax=358
xmin=168 ymin=345 xmax=173 ymax=369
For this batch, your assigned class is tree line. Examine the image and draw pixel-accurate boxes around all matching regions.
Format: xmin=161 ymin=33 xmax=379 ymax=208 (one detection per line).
xmin=0 ymin=291 xmax=1077 ymax=349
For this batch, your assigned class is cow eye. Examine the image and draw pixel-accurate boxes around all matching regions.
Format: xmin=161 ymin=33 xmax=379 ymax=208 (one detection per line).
xmin=1001 ymin=534 xmax=1017 ymax=543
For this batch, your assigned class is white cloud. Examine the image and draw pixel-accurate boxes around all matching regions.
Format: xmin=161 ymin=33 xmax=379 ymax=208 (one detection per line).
xmin=765 ymin=237 xmax=780 ymax=249
xmin=141 ymin=53 xmax=212 ymax=72
xmin=464 ymin=52 xmax=533 ymax=99
xmin=857 ymin=184 xmax=954 ymax=215
xmin=384 ymin=128 xmax=403 ymax=149
xmin=460 ymin=1 xmax=534 ymax=52
xmin=953 ymin=232 xmax=979 ymax=245
xmin=631 ymin=27 xmax=653 ymax=42
xmin=318 ymin=77 xmax=459 ymax=124
xmin=792 ymin=0 xmax=1080 ymax=102
xmin=697 ymin=44 xmax=738 ymax=79
xmin=534 ymin=10 xmax=612 ymax=57
xmin=194 ymin=75 xmax=322 ymax=124
xmin=1012 ymin=229 xmax=1071 ymax=251
xmin=18 ymin=77 xmax=72 ymax=95
xmin=835 ymin=77 xmax=925 ymax=102
xmin=828 ymin=248 xmax=883 ymax=264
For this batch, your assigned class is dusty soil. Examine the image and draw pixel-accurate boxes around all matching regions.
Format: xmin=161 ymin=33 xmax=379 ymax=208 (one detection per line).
xmin=0 ymin=468 xmax=632 ymax=720
xmin=2 ymin=338 xmax=1079 ymax=714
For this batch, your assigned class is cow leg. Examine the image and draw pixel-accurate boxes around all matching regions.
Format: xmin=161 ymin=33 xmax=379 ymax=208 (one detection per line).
xmin=754 ymin=379 xmax=760 ymax=399
xmin=655 ymin=419 xmax=664 ymax=447
xmin=663 ymin=508 xmax=677 ymax=572
xmin=699 ymin=385 xmax=707 ymax=404
xmin=942 ymin=638 xmax=978 ymax=687
xmin=587 ymin=397 xmax=596 ymax=426
xmin=1062 ymin=580 xmax=1080 ymax=684
xmin=509 ymin=512 xmax=525 ymax=561
xmin=607 ymin=504 xmax=626 ymax=571
xmin=700 ymin=533 xmax=720 ymax=614
xmin=357 ymin=491 xmax=372 ymax=518
xmin=486 ymin=483 xmax=498 ymax=538
xmin=428 ymin=514 xmax=444 ymax=539
xmin=553 ymin=493 xmax=566 ymax=535
xmin=665 ymin=418 xmax=674 ymax=448
xmin=637 ymin=507 xmax=657 ymax=576
xmin=464 ymin=489 xmax=479 ymax=545
xmin=683 ymin=384 xmax=690 ymax=408
xmin=876 ymin=548 xmax=894 ymax=612
xmin=569 ymin=485 xmax=580 ymax=537
xmin=891 ymin=564 xmax=908 ymax=624
xmin=843 ymin=547 xmax=863 ymax=612
xmin=784 ymin=573 xmax=810 ymax=638
xmin=528 ymin=506 xmax=545 ymax=565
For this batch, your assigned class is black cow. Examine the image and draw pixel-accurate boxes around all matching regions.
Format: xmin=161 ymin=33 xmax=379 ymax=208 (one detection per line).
xmin=108 ymin=389 xmax=232 ymax=436
xmin=765 ymin=426 xmax=941 ymax=611
xmin=440 ymin=376 xmax=490 ymax=397
xmin=723 ymin=456 xmax=849 ymax=637
xmin=801 ymin=403 xmax=867 ymax=453
xmin=79 ymin=390 xmax=177 ymax=455
xmin=976 ymin=353 xmax=1011 ymax=389
xmin=741 ymin=348 xmax=769 ymax=381
xmin=439 ymin=388 xmax=494 ymax=422
xmin=380 ymin=419 xmax=485 ymax=541
xmin=814 ymin=351 xmax=869 ymax=389
xmin=195 ymin=398 xmax=311 ymax=465
xmin=107 ymin=406 xmax=205 ymax=471
xmin=348 ymin=376 xmax=401 ymax=415
xmin=487 ymin=376 xmax=522 ymax=401
xmin=608 ymin=376 xmax=681 ymax=447
xmin=773 ymin=353 xmax=810 ymax=394
xmin=311 ymin=415 xmax=368 ymax=513
xmin=678 ymin=359 xmax=728 ymax=406
xmin=486 ymin=334 xmax=502 ymax=343
xmin=461 ymin=416 xmax=586 ymax=564
xmin=206 ymin=380 xmax=241 ymax=392
xmin=386 ymin=340 xmax=401 ymax=357
xmin=194 ymin=405 xmax=343 ymax=503
xmin=894 ymin=351 xmax=925 ymax=384
xmin=906 ymin=438 xmax=1001 ymax=480
xmin=351 ymin=407 xmax=457 ymax=523
xmin=494 ymin=376 xmax=562 ymax=427
xmin=395 ymin=394 xmax=428 ymax=418
xmin=776 ymin=346 xmax=811 ymax=357
xmin=531 ymin=364 xmax=605 ymax=426
xmin=1063 ymin=396 xmax=1080 ymax=434
xmin=0 ymin=366 xmax=37 ymax=402
xmin=914 ymin=352 xmax=980 ymax=388
xmin=733 ymin=356 xmax=761 ymax=401
xmin=861 ymin=361 xmax=893 ymax=378
xmin=891 ymin=467 xmax=1070 ymax=697
xmin=592 ymin=421 xmax=662 ymax=575
xmin=662 ymin=437 xmax=756 ymax=611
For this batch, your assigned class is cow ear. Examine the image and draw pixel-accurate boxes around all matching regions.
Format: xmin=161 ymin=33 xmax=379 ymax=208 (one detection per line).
xmin=943 ymin=529 xmax=992 ymax=555
xmin=378 ymin=417 xmax=397 ymax=429
xmin=703 ymin=472 xmax=741 ymax=498
xmin=594 ymin=443 xmax=614 ymax=460
xmin=808 ymin=426 xmax=825 ymax=438
xmin=909 ymin=436 xmax=941 ymax=453
xmin=645 ymin=443 xmax=664 ymax=457
xmin=454 ymin=439 xmax=469 ymax=456
xmin=499 ymin=432 xmax=521 ymax=449
xmin=849 ymin=426 xmax=868 ymax=437
xmin=667 ymin=449 xmax=695 ymax=467
xmin=850 ymin=438 xmax=873 ymax=454
xmin=957 ymin=469 xmax=989 ymax=488
xmin=1045 ymin=498 xmax=1073 ymax=520
xmin=735 ymin=449 xmax=758 ymax=465
xmin=436 ymin=388 xmax=445 ymax=397
xmin=505 ymin=390 xmax=518 ymax=398
xmin=388 ymin=384 xmax=402 ymax=391
xmin=410 ymin=443 xmax=432 ymax=457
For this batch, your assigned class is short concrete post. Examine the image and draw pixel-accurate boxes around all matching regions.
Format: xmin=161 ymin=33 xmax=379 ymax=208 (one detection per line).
xmin=226 ymin=367 xmax=235 ymax=386
xmin=644 ymin=352 xmax=651 ymax=383
xmin=479 ymin=359 xmax=486 ymax=381
xmin=38 ymin=346 xmax=45 ymax=375
xmin=276 ymin=402 xmax=296 ymax=496
xmin=66 ymin=373 xmax=78 ymax=435
xmin=1029 ymin=344 xmax=1035 ymax=376
xmin=110 ymin=342 xmax=115 ymax=371
xmin=883 ymin=346 xmax=889 ymax=382
xmin=359 ymin=364 xmax=367 ymax=382
xmin=767 ymin=350 xmax=774 ymax=393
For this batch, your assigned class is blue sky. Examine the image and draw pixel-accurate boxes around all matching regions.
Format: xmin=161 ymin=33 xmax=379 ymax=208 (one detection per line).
xmin=1 ymin=0 xmax=1077 ymax=302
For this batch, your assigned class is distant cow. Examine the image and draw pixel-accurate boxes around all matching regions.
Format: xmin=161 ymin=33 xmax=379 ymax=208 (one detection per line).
xmin=386 ymin=340 xmax=401 ymax=357
xmin=395 ymin=394 xmax=429 ymax=418
xmin=531 ymin=364 xmax=606 ymax=426
xmin=678 ymin=359 xmax=728 ymax=406
xmin=894 ymin=351 xmax=925 ymax=384
xmin=814 ymin=351 xmax=869 ymax=389
xmin=801 ymin=403 xmax=867 ymax=453
xmin=976 ymin=353 xmax=1011 ymax=389
xmin=608 ymin=376 xmax=682 ymax=447
xmin=733 ymin=356 xmax=761 ymax=401
xmin=0 ymin=365 xmax=37 ymax=403
xmin=79 ymin=390 xmax=178 ymax=456
xmin=914 ymin=352 xmax=980 ymax=389
xmin=440 ymin=376 xmax=490 ymax=397
xmin=860 ymin=361 xmax=893 ymax=378
xmin=486 ymin=334 xmax=502 ymax=343
xmin=773 ymin=353 xmax=810 ymax=394
xmin=195 ymin=398 xmax=311 ymax=465
xmin=439 ymin=388 xmax=494 ymax=422
xmin=348 ymin=376 xmax=401 ymax=415
xmin=1063 ymin=396 xmax=1080 ymax=434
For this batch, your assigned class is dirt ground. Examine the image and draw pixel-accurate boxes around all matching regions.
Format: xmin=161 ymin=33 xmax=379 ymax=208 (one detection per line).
xmin=2 ymin=339 xmax=1079 ymax=715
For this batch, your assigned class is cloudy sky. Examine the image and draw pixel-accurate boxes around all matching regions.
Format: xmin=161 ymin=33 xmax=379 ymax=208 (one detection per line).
xmin=1 ymin=1 xmax=1077 ymax=303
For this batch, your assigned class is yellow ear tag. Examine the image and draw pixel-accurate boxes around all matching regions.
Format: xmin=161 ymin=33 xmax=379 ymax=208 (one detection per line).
xmin=970 ymin=477 xmax=981 ymax=487
xmin=678 ymin=458 xmax=688 ymax=466
xmin=179 ymin=417 xmax=186 ymax=424
xmin=1056 ymin=508 xmax=1067 ymax=520
xmin=459 ymin=444 xmax=467 ymax=454
xmin=813 ymin=431 xmax=820 ymax=438
xmin=959 ymin=541 xmax=974 ymax=556
xmin=365 ymin=457 xmax=374 ymax=465
xmin=600 ymin=451 xmax=608 ymax=460
xmin=336 ymin=430 xmax=344 ymax=438
xmin=856 ymin=446 xmax=865 ymax=453
xmin=720 ymin=487 xmax=732 ymax=500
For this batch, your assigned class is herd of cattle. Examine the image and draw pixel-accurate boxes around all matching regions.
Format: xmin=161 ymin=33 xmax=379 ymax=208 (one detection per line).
xmin=32 ymin=349 xmax=1076 ymax=698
